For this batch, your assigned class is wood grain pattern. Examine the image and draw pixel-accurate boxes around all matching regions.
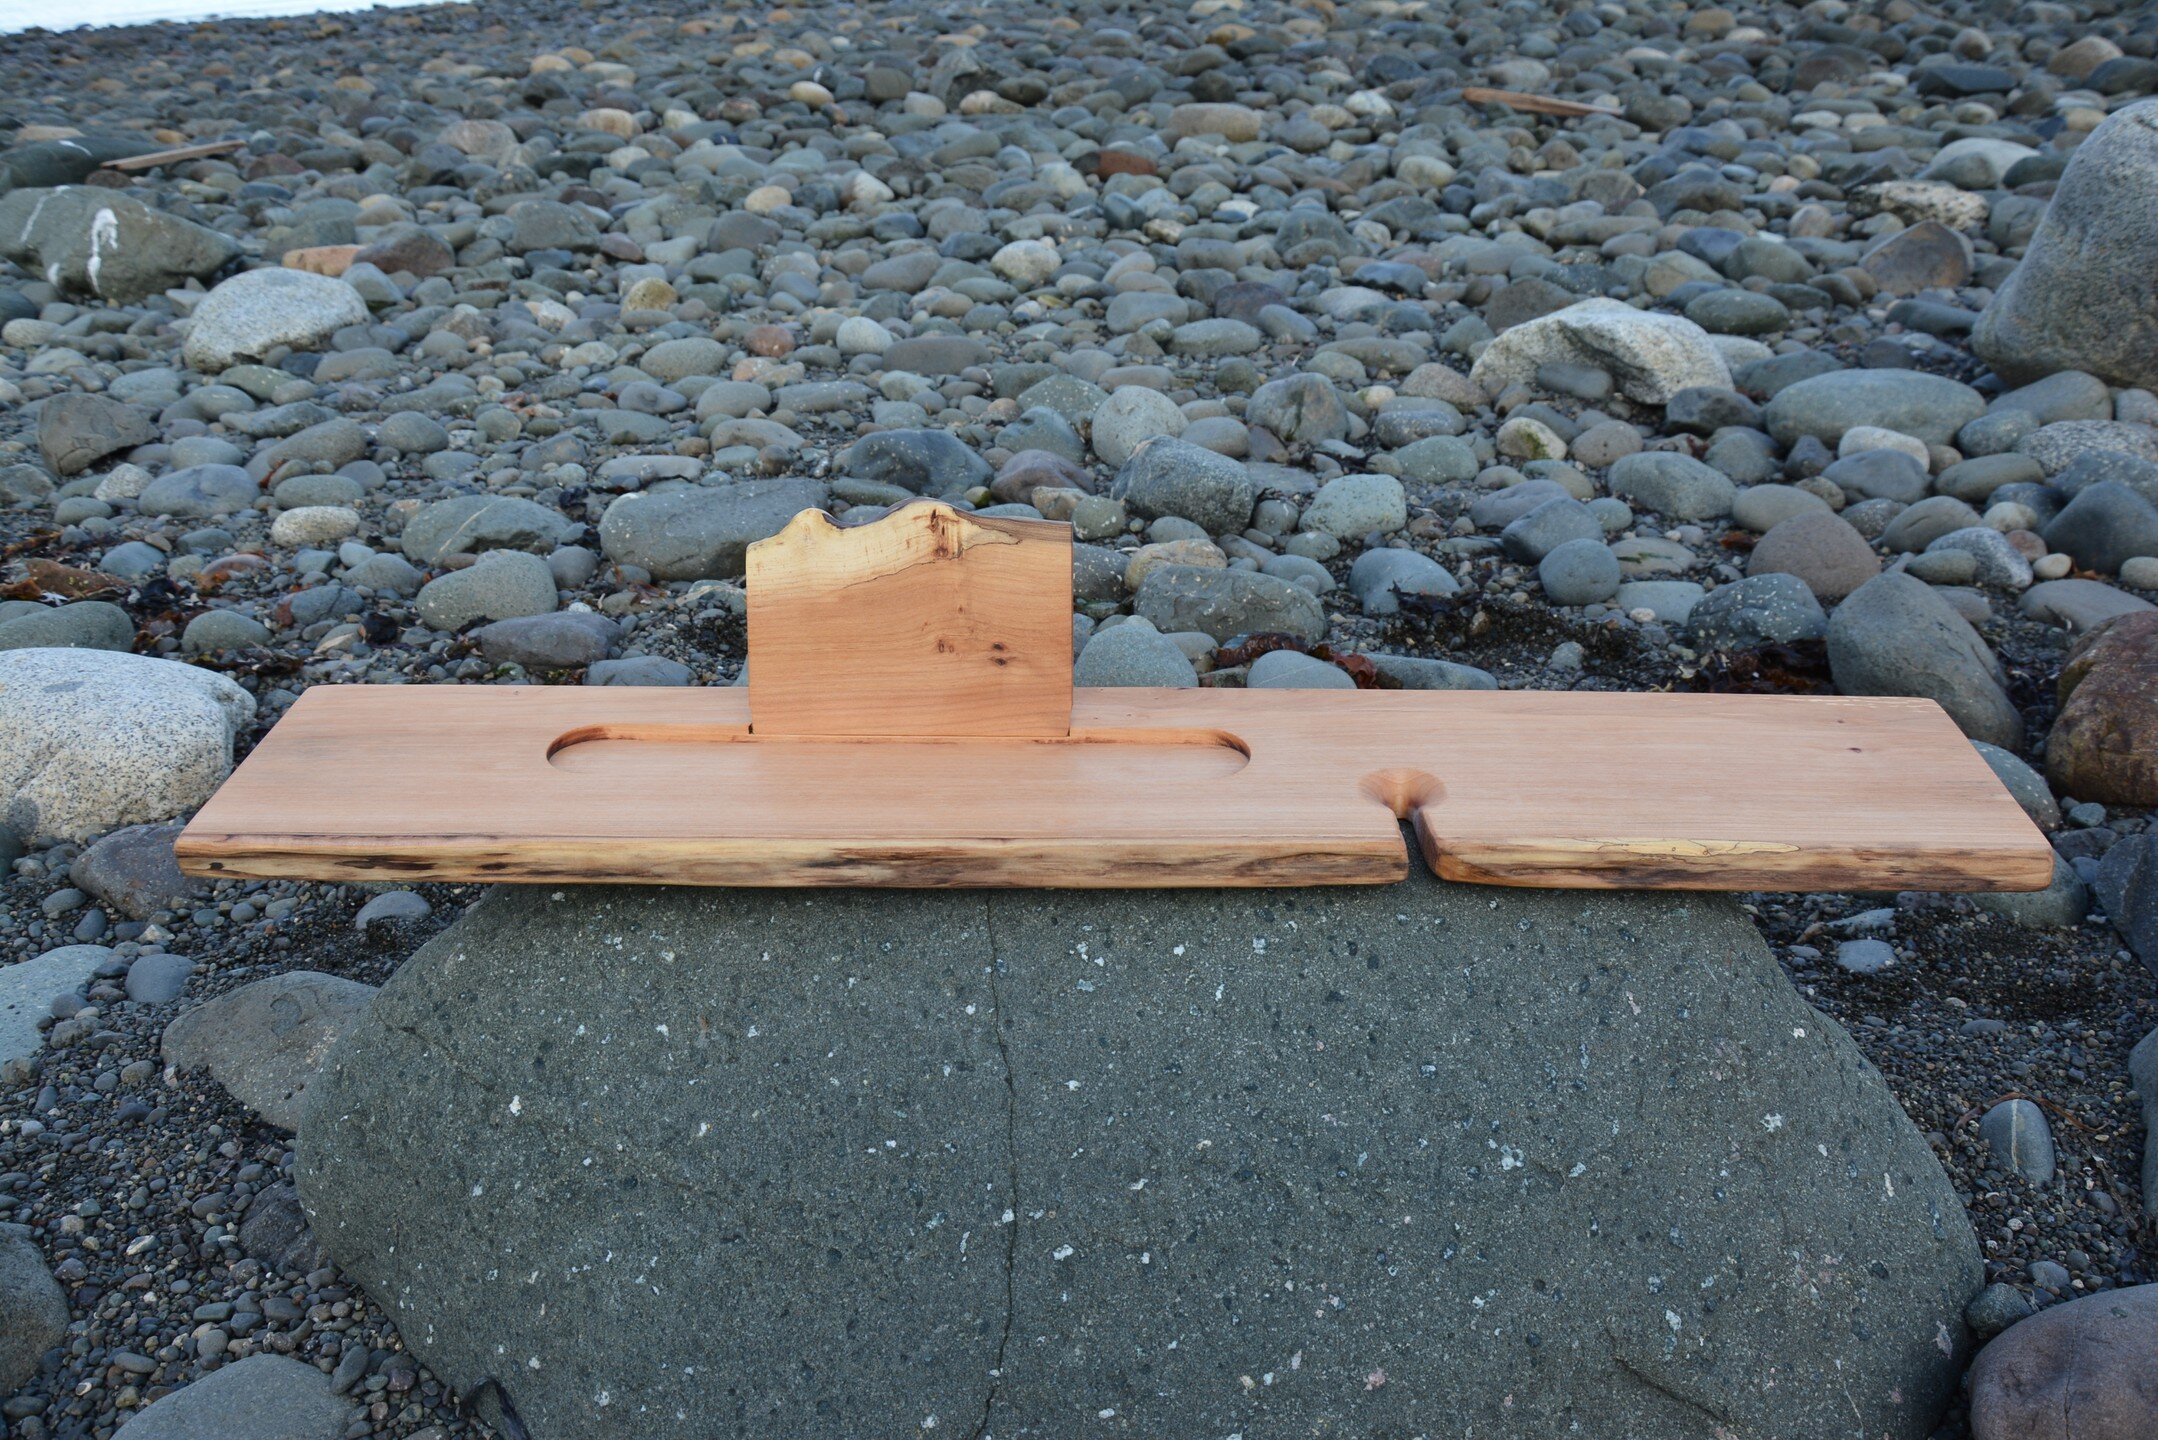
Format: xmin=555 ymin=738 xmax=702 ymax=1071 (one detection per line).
xmin=1459 ymin=87 xmax=1622 ymax=118
xmin=101 ymin=139 xmax=247 ymax=171
xmin=176 ymin=686 xmax=2056 ymax=892
xmin=746 ymin=501 xmax=1072 ymax=736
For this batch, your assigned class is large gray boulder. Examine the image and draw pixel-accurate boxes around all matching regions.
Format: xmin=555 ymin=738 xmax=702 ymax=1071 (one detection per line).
xmin=299 ymin=875 xmax=1981 ymax=1440
xmin=2133 ymin=1027 xmax=2158 ymax=1220
xmin=1974 ymin=102 xmax=2158 ymax=390
xmin=0 ymin=187 xmax=242 ymax=303
xmin=0 ymin=946 xmax=109 ymax=1071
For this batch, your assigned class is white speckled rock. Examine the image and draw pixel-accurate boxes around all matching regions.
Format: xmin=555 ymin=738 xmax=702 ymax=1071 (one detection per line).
xmin=991 ymin=238 xmax=1059 ymax=287
xmin=181 ymin=268 xmax=369 ymax=373
xmin=1470 ymin=298 xmax=1732 ymax=404
xmin=1300 ymin=473 xmax=1407 ymax=539
xmin=0 ymin=647 xmax=255 ymax=843
xmin=1091 ymin=387 xmax=1186 ymax=466
xmin=834 ymin=316 xmax=892 ymax=355
xmin=268 ymin=505 xmax=360 ymax=548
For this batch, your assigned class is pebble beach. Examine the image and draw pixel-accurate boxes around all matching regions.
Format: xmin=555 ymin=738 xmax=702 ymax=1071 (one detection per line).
xmin=0 ymin=0 xmax=2156 ymax=1436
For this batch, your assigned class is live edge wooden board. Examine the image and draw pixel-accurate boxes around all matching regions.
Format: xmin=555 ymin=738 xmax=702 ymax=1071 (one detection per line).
xmin=176 ymin=501 xmax=2055 ymax=893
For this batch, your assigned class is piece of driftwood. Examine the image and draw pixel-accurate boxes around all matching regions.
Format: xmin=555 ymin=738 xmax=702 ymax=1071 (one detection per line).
xmin=176 ymin=499 xmax=2054 ymax=892
xmin=100 ymin=139 xmax=247 ymax=171
xmin=1458 ymin=87 xmax=1622 ymax=118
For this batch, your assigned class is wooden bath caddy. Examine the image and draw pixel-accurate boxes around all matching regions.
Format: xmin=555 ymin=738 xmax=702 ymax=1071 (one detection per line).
xmin=175 ymin=500 xmax=2055 ymax=892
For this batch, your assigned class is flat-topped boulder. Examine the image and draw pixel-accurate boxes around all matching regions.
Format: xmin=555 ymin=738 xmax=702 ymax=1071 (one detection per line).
xmin=298 ymin=871 xmax=1980 ymax=1440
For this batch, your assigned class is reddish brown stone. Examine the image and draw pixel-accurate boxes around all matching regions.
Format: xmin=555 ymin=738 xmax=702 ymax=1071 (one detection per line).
xmin=1092 ymin=149 xmax=1157 ymax=178
xmin=2048 ymin=610 xmax=2158 ymax=805
xmin=743 ymin=324 xmax=796 ymax=358
xmin=1969 ymin=1284 xmax=2158 ymax=1440
xmin=1747 ymin=510 xmax=1882 ymax=601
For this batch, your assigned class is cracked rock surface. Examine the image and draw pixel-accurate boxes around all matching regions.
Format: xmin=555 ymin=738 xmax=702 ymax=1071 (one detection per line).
xmin=297 ymin=872 xmax=1980 ymax=1440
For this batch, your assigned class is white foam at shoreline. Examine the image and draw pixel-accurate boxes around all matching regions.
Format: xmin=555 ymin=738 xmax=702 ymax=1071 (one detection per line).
xmin=0 ymin=0 xmax=464 ymax=36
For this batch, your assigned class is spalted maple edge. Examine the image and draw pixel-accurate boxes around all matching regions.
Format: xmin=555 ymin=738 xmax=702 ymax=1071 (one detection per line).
xmin=745 ymin=500 xmax=1073 ymax=738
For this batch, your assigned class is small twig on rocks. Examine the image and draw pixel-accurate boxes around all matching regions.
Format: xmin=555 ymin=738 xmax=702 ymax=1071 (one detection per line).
xmin=100 ymin=138 xmax=246 ymax=171
xmin=1458 ymin=87 xmax=1620 ymax=118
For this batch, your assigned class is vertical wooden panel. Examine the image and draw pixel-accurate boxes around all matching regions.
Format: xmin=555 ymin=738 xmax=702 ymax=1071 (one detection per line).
xmin=746 ymin=500 xmax=1074 ymax=737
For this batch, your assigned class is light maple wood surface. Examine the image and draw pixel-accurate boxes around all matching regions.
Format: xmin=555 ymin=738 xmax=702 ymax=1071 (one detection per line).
xmin=176 ymin=684 xmax=2054 ymax=891
xmin=747 ymin=502 xmax=1071 ymax=736
xmin=176 ymin=500 xmax=2053 ymax=891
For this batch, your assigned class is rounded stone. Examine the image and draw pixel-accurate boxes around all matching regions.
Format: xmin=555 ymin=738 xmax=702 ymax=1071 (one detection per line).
xmin=835 ymin=316 xmax=893 ymax=355
xmin=1073 ymin=618 xmax=1198 ymax=688
xmin=1764 ymin=371 xmax=1986 ymax=449
xmin=1686 ymin=573 xmax=1828 ymax=648
xmin=0 ymin=600 xmax=134 ymax=652
xmin=0 ymin=648 xmax=254 ymax=844
xmin=1538 ymin=538 xmax=1622 ymax=606
xmin=107 ymin=1354 xmax=352 ymax=1439
xmin=1607 ymin=452 xmax=1737 ymax=521
xmin=414 ymin=551 xmax=560 ymax=631
xmin=1110 ymin=439 xmax=1255 ymax=536
xmin=1973 ymin=101 xmax=2158 ymax=391
xmin=990 ymin=239 xmax=1060 ymax=287
xmin=0 ymin=1236 xmax=66 ymax=1391
xmin=1247 ymin=649 xmax=1356 ymax=689
xmin=1468 ymin=298 xmax=1732 ymax=404
xmin=1299 ymin=473 xmax=1407 ymax=540
xmin=1747 ymin=511 xmax=1882 ymax=601
xmin=181 ymin=268 xmax=369 ymax=373
xmin=269 ymin=505 xmax=359 ymax=548
xmin=1350 ymin=548 xmax=1460 ymax=616
xmin=2046 ymin=612 xmax=2158 ymax=806
xmin=1091 ymin=388 xmax=1187 ymax=467
xmin=1826 ymin=572 xmax=2022 ymax=747
xmin=1731 ymin=483 xmax=1832 ymax=534
xmin=400 ymin=494 xmax=580 ymax=565
xmin=1246 ymin=374 xmax=1349 ymax=446
xmin=296 ymin=877 xmax=1983 ymax=1440
xmin=182 ymin=609 xmax=272 ymax=653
